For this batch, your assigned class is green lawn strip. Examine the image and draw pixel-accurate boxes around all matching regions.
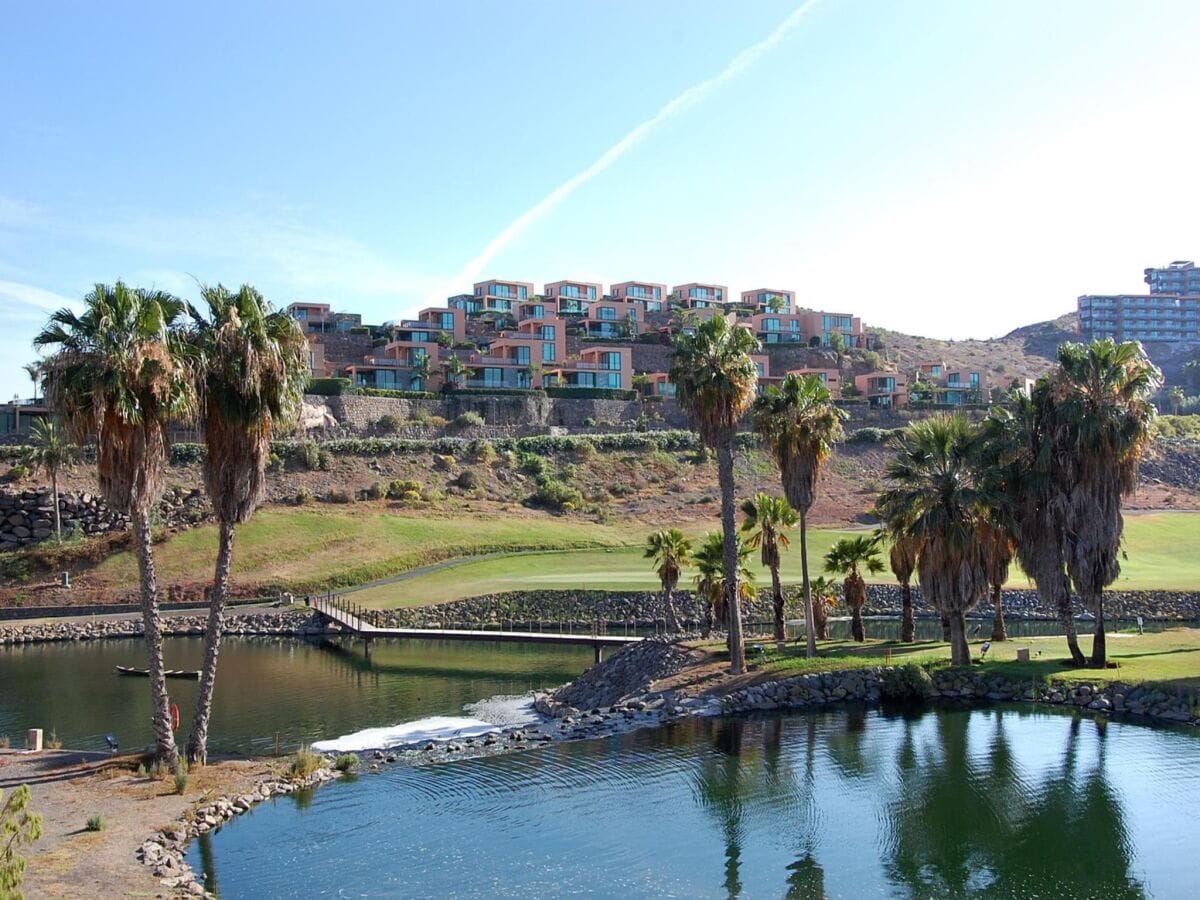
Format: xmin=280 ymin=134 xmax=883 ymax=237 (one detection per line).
xmin=87 ymin=508 xmax=636 ymax=595
xmin=746 ymin=627 xmax=1200 ymax=690
xmin=356 ymin=512 xmax=1200 ymax=608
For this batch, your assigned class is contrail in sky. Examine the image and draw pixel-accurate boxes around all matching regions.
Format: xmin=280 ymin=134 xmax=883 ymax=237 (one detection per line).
xmin=431 ymin=0 xmax=825 ymax=301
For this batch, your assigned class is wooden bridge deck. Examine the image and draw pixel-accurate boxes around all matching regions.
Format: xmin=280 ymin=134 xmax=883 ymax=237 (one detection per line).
xmin=310 ymin=596 xmax=641 ymax=662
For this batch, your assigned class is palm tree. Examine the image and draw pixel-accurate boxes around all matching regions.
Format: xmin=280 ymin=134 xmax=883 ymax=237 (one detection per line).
xmin=692 ymin=532 xmax=757 ymax=642
xmin=1166 ymin=385 xmax=1185 ymax=415
xmin=752 ymin=373 xmax=846 ymax=658
xmin=823 ymin=535 xmax=883 ymax=642
xmin=877 ymin=415 xmax=996 ymax=665
xmin=980 ymin=386 xmax=1087 ymax=666
xmin=35 ymin=282 xmax=195 ymax=765
xmin=644 ymin=528 xmax=692 ymax=633
xmin=412 ymin=352 xmax=433 ymax=391
xmin=740 ymin=493 xmax=797 ymax=648
xmin=670 ymin=316 xmax=759 ymax=674
xmin=441 ymin=355 xmax=467 ymax=389
xmin=182 ymin=284 xmax=308 ymax=765
xmin=1049 ymin=339 xmax=1160 ymax=667
xmin=808 ymin=575 xmax=838 ymax=641
xmin=979 ymin=520 xmax=1016 ymax=642
xmin=22 ymin=419 xmax=78 ymax=543
xmin=886 ymin=533 xmax=919 ymax=643
xmin=22 ymin=361 xmax=43 ymax=402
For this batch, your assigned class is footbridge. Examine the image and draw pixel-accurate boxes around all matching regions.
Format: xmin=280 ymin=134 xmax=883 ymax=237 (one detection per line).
xmin=309 ymin=595 xmax=641 ymax=664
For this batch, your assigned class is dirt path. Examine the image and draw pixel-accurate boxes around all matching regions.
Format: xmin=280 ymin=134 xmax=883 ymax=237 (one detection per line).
xmin=0 ymin=750 xmax=270 ymax=899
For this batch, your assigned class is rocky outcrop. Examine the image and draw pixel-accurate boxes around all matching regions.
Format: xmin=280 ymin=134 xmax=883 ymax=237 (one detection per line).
xmin=0 ymin=487 xmax=210 ymax=552
xmin=540 ymin=638 xmax=698 ymax=714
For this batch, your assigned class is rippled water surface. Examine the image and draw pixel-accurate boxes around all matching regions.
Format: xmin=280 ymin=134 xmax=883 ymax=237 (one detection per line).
xmin=190 ymin=706 xmax=1199 ymax=898
xmin=0 ymin=636 xmax=591 ymax=753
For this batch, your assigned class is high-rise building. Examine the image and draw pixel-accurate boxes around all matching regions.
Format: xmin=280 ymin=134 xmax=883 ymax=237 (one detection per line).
xmin=1077 ymin=261 xmax=1200 ymax=343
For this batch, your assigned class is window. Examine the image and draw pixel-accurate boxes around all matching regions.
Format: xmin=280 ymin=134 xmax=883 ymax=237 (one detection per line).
xmin=540 ymin=325 xmax=556 ymax=340
xmin=515 ymin=346 xmax=531 ymax=365
xmin=763 ymin=317 xmax=781 ymax=332
xmin=482 ymin=367 xmax=503 ymax=387
xmin=969 ymin=372 xmax=980 ymax=388
xmin=589 ymin=286 xmax=597 ymax=300
xmin=598 ymin=306 xmax=617 ymax=321
xmin=755 ymin=362 xmax=766 ymax=377
xmin=542 ymin=342 xmax=555 ymax=362
xmin=601 ymin=351 xmax=621 ymax=370
xmin=438 ymin=313 xmax=454 ymax=330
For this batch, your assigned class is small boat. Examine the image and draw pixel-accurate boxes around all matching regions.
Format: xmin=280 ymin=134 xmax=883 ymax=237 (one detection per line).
xmin=115 ymin=665 xmax=201 ymax=680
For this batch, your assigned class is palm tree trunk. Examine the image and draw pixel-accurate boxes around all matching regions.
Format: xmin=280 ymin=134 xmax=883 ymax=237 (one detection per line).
xmin=717 ymin=444 xmax=745 ymax=675
xmin=900 ymin=578 xmax=914 ymax=643
xmin=813 ymin=596 xmax=829 ymax=641
xmin=947 ymin=610 xmax=971 ymax=666
xmin=770 ymin=562 xmax=785 ymax=649
xmin=187 ymin=519 xmax=235 ymax=766
xmin=1090 ymin=591 xmax=1107 ymax=669
xmin=799 ymin=510 xmax=816 ymax=658
xmin=663 ymin=584 xmax=680 ymax=634
xmin=132 ymin=508 xmax=179 ymax=766
xmin=702 ymin=588 xmax=714 ymax=639
xmin=51 ymin=469 xmax=61 ymax=543
xmin=849 ymin=575 xmax=865 ymax=642
xmin=1056 ymin=576 xmax=1086 ymax=667
xmin=990 ymin=583 xmax=1007 ymax=641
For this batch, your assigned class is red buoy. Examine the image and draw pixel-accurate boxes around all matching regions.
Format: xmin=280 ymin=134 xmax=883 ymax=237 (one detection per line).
xmin=170 ymin=703 xmax=180 ymax=731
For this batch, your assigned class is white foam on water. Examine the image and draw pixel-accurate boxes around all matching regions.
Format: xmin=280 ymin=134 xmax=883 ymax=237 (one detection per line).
xmin=312 ymin=716 xmax=498 ymax=753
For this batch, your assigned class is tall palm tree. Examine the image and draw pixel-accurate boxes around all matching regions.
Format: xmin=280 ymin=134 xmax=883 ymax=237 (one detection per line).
xmin=23 ymin=419 xmax=78 ymax=543
xmin=887 ymin=533 xmax=919 ymax=643
xmin=1049 ymin=339 xmax=1160 ymax=667
xmin=412 ymin=352 xmax=433 ymax=391
xmin=441 ymin=355 xmax=467 ymax=389
xmin=808 ymin=574 xmax=838 ymax=641
xmin=876 ymin=415 xmax=996 ymax=665
xmin=184 ymin=285 xmax=308 ymax=765
xmin=670 ymin=316 xmax=758 ymax=674
xmin=823 ymin=535 xmax=883 ymax=642
xmin=752 ymin=373 xmax=846 ymax=658
xmin=1166 ymin=386 xmax=1185 ymax=415
xmin=740 ymin=493 xmax=797 ymax=647
xmin=644 ymin=528 xmax=693 ymax=633
xmin=979 ymin=520 xmax=1016 ymax=642
xmin=35 ymin=282 xmax=195 ymax=764
xmin=22 ymin=361 xmax=43 ymax=402
xmin=980 ymin=387 xmax=1087 ymax=666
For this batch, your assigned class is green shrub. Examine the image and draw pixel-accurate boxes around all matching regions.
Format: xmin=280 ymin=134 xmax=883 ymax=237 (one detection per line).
xmin=880 ymin=663 xmax=934 ymax=701
xmin=387 ymin=479 xmax=421 ymax=499
xmin=5 ymin=464 xmax=31 ymax=481
xmin=401 ymin=490 xmax=422 ymax=504
xmin=317 ymin=448 xmax=334 ymax=471
xmin=846 ymin=427 xmax=904 ymax=444
xmin=454 ymin=469 xmax=481 ymax=490
xmin=582 ymin=417 xmax=597 ymax=427
xmin=327 ymin=488 xmax=354 ymax=504
xmin=173 ymin=764 xmax=189 ymax=795
xmin=306 ymin=377 xmax=353 ymax=396
xmin=451 ymin=411 xmax=486 ymax=430
xmin=0 ymin=735 xmax=9 ymax=749
xmin=375 ymin=414 xmax=401 ymax=435
xmin=289 ymin=745 xmax=323 ymax=779
xmin=333 ymin=753 xmax=359 ymax=773
xmin=358 ymin=388 xmax=438 ymax=400
xmin=301 ymin=441 xmax=321 ymax=471
xmin=170 ymin=443 xmax=206 ymax=465
xmin=544 ymin=387 xmax=636 ymax=400
xmin=515 ymin=451 xmax=547 ymax=477
xmin=85 ymin=814 xmax=105 ymax=832
xmin=468 ymin=439 xmax=496 ymax=464
xmin=527 ymin=476 xmax=583 ymax=512
xmin=361 ymin=481 xmax=384 ymax=500
xmin=295 ymin=486 xmax=313 ymax=505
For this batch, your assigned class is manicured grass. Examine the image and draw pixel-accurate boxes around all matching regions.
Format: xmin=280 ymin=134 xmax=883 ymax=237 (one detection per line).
xmin=747 ymin=626 xmax=1200 ymax=690
xmin=353 ymin=512 xmax=1200 ymax=608
xmin=87 ymin=507 xmax=635 ymax=595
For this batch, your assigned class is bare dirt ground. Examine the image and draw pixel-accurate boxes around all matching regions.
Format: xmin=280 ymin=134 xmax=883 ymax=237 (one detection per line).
xmin=0 ymin=750 xmax=269 ymax=899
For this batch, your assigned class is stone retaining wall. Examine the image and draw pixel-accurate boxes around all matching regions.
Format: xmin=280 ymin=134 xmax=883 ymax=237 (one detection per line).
xmin=0 ymin=486 xmax=210 ymax=552
xmin=0 ymin=610 xmax=324 ymax=645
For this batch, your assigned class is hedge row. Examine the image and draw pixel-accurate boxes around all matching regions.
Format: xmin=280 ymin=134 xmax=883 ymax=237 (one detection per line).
xmin=357 ymin=388 xmax=439 ymax=400
xmin=543 ymin=387 xmax=637 ymax=401
xmin=306 ymin=377 xmax=354 ymax=396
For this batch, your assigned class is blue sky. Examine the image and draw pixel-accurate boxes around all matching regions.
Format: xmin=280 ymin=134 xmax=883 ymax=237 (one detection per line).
xmin=3 ymin=0 xmax=1200 ymax=399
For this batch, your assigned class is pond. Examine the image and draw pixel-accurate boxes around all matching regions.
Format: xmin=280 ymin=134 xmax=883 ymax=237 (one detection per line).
xmin=0 ymin=636 xmax=591 ymax=754
xmin=188 ymin=704 xmax=1200 ymax=898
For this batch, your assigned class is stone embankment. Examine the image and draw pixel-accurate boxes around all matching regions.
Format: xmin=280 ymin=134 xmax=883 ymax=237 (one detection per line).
xmin=540 ymin=637 xmax=698 ymax=713
xmin=139 ymin=764 xmax=340 ymax=897
xmin=0 ymin=610 xmax=324 ymax=645
xmin=0 ymin=486 xmax=210 ymax=551
xmin=366 ymin=586 xmax=1200 ymax=630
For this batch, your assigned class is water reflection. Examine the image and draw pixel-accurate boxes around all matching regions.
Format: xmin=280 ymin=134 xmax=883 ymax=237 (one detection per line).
xmin=189 ymin=707 xmax=1198 ymax=898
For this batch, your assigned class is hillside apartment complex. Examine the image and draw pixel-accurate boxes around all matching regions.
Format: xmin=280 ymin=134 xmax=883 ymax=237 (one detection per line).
xmin=1078 ymin=260 xmax=1200 ymax=344
xmin=289 ymin=278 xmax=967 ymax=410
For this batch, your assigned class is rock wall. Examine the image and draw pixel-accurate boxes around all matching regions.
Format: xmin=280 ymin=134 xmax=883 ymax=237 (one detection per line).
xmin=0 ymin=487 xmax=210 ymax=552
xmin=0 ymin=609 xmax=323 ymax=644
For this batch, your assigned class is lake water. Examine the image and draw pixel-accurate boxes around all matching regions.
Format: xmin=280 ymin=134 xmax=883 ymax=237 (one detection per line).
xmin=0 ymin=636 xmax=591 ymax=754
xmin=188 ymin=705 xmax=1200 ymax=898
